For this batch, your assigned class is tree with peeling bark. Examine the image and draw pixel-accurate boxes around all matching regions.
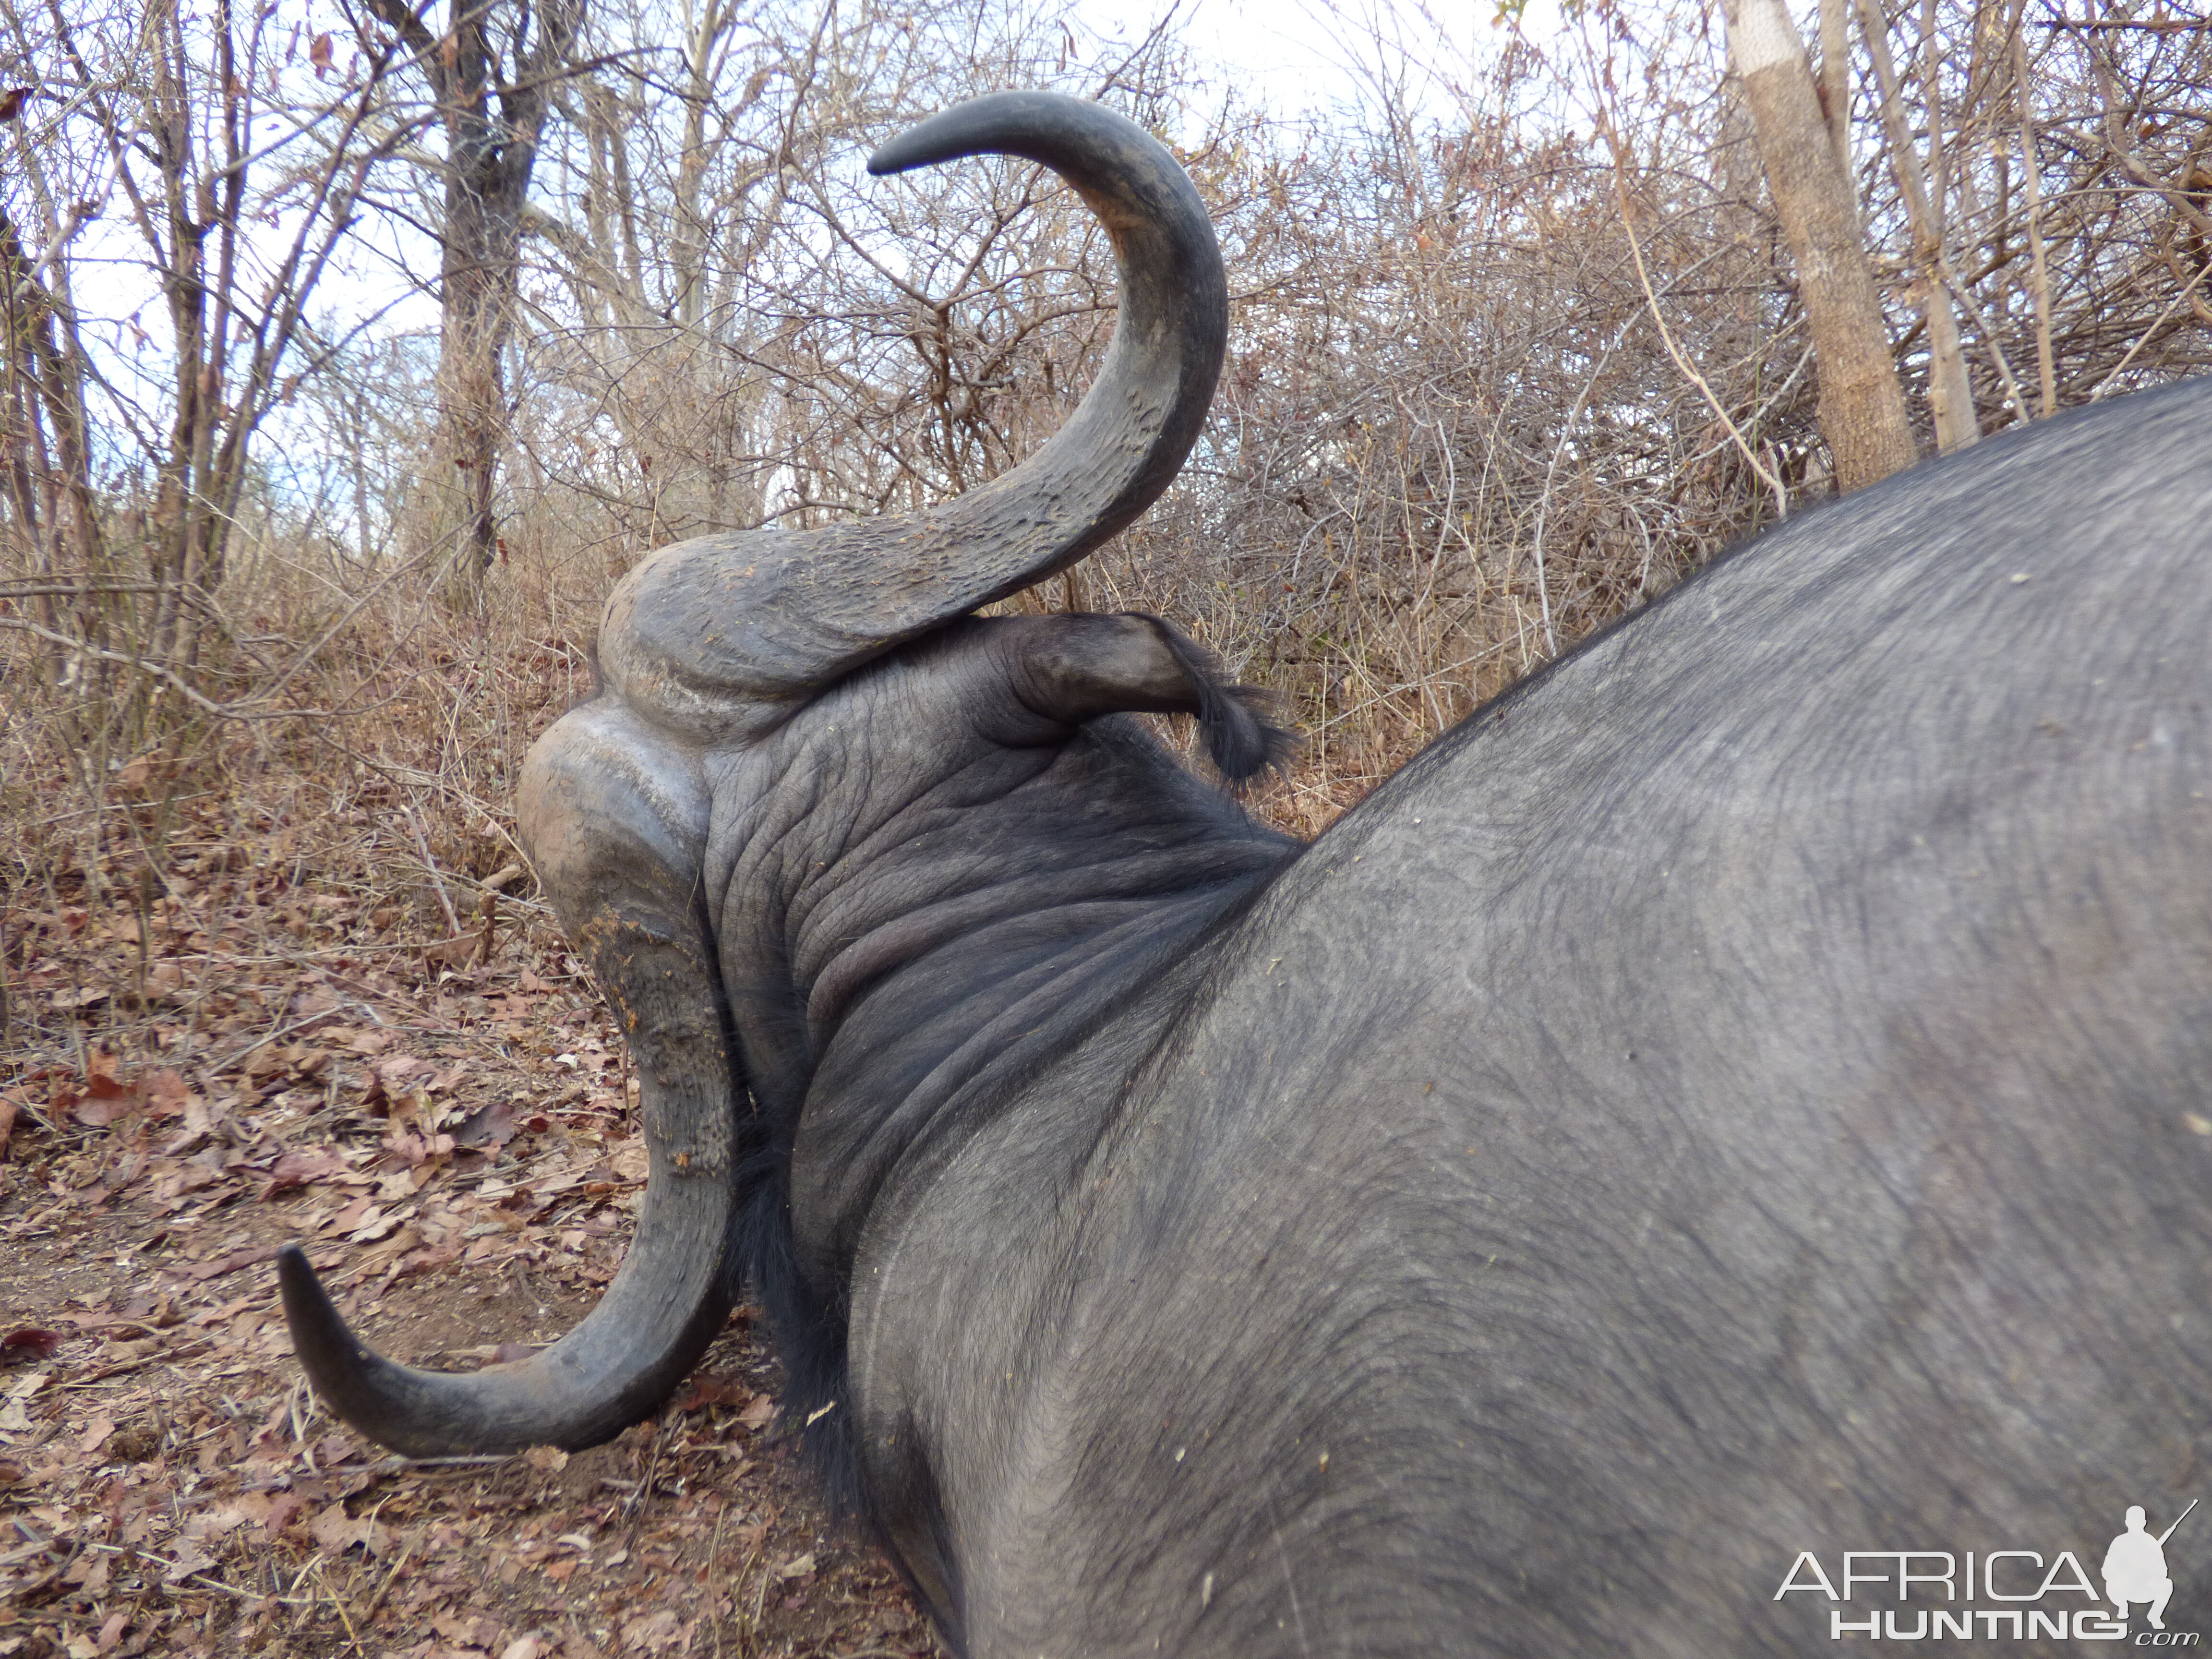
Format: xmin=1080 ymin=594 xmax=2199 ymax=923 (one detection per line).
xmin=1719 ymin=0 xmax=1918 ymax=491
xmin=363 ymin=0 xmax=586 ymax=588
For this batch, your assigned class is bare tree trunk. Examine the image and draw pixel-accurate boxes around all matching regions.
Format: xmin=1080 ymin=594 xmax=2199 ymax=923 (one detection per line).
xmin=1818 ymin=0 xmax=1856 ymax=193
xmin=2012 ymin=19 xmax=2058 ymax=418
xmin=1855 ymin=0 xmax=1978 ymax=451
xmin=365 ymin=0 xmax=585 ymax=586
xmin=0 ymin=205 xmax=108 ymax=636
xmin=669 ymin=0 xmax=731 ymax=334
xmin=1722 ymin=0 xmax=1918 ymax=491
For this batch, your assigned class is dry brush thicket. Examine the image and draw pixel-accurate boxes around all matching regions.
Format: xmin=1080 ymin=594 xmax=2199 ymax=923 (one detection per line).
xmin=458 ymin=0 xmax=2212 ymax=819
xmin=5 ymin=0 xmax=2210 ymax=864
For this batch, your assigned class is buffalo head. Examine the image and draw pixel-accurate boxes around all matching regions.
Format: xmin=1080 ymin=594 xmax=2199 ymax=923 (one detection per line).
xmin=276 ymin=92 xmax=1289 ymax=1457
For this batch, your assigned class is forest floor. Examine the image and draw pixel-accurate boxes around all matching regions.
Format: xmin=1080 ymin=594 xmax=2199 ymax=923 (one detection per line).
xmin=0 ymin=774 xmax=947 ymax=1659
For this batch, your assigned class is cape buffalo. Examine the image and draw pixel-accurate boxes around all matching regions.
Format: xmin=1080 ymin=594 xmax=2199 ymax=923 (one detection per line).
xmin=281 ymin=92 xmax=2212 ymax=1656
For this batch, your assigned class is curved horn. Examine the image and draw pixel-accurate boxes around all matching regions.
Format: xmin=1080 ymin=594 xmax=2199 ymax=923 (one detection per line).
xmin=598 ymin=91 xmax=1228 ymax=730
xmin=280 ymin=705 xmax=739 ymax=1454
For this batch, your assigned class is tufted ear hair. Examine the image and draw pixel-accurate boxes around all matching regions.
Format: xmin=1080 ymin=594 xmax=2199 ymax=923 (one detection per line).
xmin=1009 ymin=612 xmax=1296 ymax=784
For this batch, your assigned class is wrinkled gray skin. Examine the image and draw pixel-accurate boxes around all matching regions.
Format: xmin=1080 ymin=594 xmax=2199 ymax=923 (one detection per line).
xmin=281 ymin=92 xmax=2212 ymax=1657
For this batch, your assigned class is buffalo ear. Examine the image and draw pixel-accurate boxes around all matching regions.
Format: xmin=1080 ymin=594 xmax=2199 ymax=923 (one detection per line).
xmin=1013 ymin=613 xmax=1296 ymax=784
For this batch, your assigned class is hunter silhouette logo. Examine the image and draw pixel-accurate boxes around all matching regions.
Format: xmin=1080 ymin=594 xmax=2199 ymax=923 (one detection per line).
xmin=1776 ymin=1497 xmax=2201 ymax=1642
xmin=2106 ymin=1501 xmax=2196 ymax=1632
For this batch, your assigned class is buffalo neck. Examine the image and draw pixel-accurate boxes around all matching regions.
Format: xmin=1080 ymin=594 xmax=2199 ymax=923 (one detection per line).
xmin=709 ymin=714 xmax=1296 ymax=1299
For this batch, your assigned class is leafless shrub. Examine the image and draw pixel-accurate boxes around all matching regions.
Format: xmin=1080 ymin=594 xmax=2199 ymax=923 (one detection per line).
xmin=7 ymin=0 xmax=2206 ymax=875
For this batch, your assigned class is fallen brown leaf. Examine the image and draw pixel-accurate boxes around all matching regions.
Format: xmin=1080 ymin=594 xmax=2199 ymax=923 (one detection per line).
xmin=423 ymin=931 xmax=483 ymax=972
xmin=54 ymin=1057 xmax=135 ymax=1121
xmin=71 ymin=1091 xmax=137 ymax=1127
xmin=142 ymin=1069 xmax=190 ymax=1118
xmin=364 ymin=1052 xmax=427 ymax=1111
xmin=263 ymin=1149 xmax=345 ymax=1192
xmin=305 ymin=1504 xmax=365 ymax=1557
xmin=263 ymin=1490 xmax=311 ymax=1535
xmin=621 ymin=1610 xmax=687 ymax=1652
xmin=185 ymin=1244 xmax=277 ymax=1281
xmin=242 ymin=1044 xmax=290 ymax=1082
xmin=288 ymin=986 xmax=342 ymax=1019
xmin=672 ymin=1373 xmax=749 ymax=1413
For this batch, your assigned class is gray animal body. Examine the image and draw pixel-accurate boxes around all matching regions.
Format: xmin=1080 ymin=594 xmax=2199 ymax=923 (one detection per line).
xmin=281 ymin=93 xmax=2212 ymax=1655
